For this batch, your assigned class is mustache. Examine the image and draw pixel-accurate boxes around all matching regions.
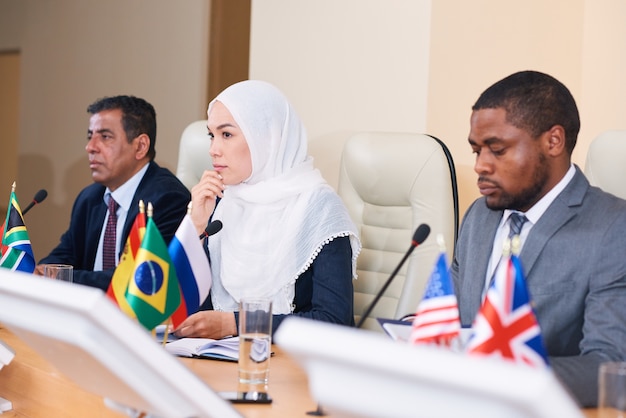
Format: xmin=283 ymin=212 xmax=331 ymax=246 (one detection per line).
xmin=477 ymin=176 xmax=497 ymax=185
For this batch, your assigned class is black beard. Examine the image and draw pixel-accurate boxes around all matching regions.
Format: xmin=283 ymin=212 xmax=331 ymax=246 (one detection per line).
xmin=485 ymin=154 xmax=548 ymax=211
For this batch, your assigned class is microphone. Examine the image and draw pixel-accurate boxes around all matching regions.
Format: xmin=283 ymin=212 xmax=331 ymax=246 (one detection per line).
xmin=198 ymin=220 xmax=223 ymax=240
xmin=355 ymin=223 xmax=431 ymax=329
xmin=21 ymin=189 xmax=48 ymax=216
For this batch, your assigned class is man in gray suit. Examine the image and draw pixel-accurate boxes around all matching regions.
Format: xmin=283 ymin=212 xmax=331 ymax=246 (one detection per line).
xmin=451 ymin=70 xmax=626 ymax=407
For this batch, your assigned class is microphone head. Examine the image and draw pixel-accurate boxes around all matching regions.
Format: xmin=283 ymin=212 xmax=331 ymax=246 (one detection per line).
xmin=204 ymin=220 xmax=223 ymax=237
xmin=33 ymin=189 xmax=48 ymax=204
xmin=411 ymin=224 xmax=431 ymax=246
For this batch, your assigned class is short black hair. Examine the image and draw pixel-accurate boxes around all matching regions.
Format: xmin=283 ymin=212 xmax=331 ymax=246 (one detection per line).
xmin=87 ymin=95 xmax=157 ymax=160
xmin=472 ymin=71 xmax=580 ymax=154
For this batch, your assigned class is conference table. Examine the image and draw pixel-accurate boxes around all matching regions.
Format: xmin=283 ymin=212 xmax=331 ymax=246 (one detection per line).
xmin=0 ymin=326 xmax=600 ymax=417
xmin=0 ymin=325 xmax=319 ymax=417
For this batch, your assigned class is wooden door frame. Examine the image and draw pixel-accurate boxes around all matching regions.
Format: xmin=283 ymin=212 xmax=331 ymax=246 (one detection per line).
xmin=207 ymin=0 xmax=251 ymax=102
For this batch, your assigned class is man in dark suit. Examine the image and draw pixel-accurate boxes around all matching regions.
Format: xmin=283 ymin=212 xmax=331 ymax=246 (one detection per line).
xmin=451 ymin=71 xmax=626 ymax=407
xmin=36 ymin=95 xmax=190 ymax=291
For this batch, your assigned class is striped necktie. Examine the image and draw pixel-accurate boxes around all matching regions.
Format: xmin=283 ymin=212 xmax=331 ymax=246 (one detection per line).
xmin=508 ymin=212 xmax=527 ymax=239
xmin=102 ymin=197 xmax=118 ymax=270
xmin=484 ymin=212 xmax=528 ymax=295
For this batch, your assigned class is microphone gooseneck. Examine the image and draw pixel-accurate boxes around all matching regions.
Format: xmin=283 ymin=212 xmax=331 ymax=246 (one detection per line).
xmin=355 ymin=223 xmax=431 ymax=329
xmin=21 ymin=189 xmax=48 ymax=216
xmin=199 ymin=220 xmax=223 ymax=240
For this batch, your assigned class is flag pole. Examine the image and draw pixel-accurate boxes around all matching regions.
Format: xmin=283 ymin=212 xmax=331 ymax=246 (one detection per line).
xmin=160 ymin=202 xmax=192 ymax=346
xmin=147 ymin=202 xmax=155 ymax=337
xmin=437 ymin=233 xmax=446 ymax=253
xmin=161 ymin=318 xmax=171 ymax=347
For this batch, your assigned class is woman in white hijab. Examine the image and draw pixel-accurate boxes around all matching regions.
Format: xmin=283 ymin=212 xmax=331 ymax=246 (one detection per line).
xmin=174 ymin=80 xmax=361 ymax=339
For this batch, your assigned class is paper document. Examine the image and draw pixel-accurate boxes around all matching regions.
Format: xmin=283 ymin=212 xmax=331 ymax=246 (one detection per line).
xmin=377 ymin=317 xmax=473 ymax=352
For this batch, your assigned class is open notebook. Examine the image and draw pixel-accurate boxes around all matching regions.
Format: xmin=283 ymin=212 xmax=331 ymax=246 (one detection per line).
xmin=165 ymin=337 xmax=239 ymax=362
xmin=154 ymin=325 xmax=239 ymax=362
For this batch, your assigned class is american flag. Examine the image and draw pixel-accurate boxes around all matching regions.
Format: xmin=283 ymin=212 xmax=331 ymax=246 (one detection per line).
xmin=466 ymin=251 xmax=549 ymax=367
xmin=409 ymin=251 xmax=460 ymax=346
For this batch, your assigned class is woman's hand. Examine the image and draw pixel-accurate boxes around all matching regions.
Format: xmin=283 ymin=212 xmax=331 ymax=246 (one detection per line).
xmin=173 ymin=311 xmax=237 ymax=339
xmin=190 ymin=170 xmax=225 ymax=235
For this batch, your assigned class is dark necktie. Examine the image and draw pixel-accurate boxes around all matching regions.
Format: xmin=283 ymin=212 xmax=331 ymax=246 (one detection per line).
xmin=508 ymin=212 xmax=528 ymax=239
xmin=103 ymin=197 xmax=118 ymax=270
xmin=485 ymin=212 xmax=528 ymax=294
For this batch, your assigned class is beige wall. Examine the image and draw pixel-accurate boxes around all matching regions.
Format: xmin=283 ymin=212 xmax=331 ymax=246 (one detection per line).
xmin=2 ymin=0 xmax=626 ymax=259
xmin=428 ymin=0 xmax=626 ymax=213
xmin=427 ymin=0 xmax=586 ymax=213
xmin=250 ymin=0 xmax=432 ymax=192
xmin=0 ymin=52 xmax=20 ymax=217
xmin=579 ymin=0 xmax=626 ymax=158
xmin=0 ymin=0 xmax=209 ymax=259
xmin=250 ymin=0 xmax=626 ymax=220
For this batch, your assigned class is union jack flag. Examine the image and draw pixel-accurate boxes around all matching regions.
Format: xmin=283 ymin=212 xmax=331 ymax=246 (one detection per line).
xmin=409 ymin=250 xmax=460 ymax=346
xmin=466 ymin=251 xmax=549 ymax=367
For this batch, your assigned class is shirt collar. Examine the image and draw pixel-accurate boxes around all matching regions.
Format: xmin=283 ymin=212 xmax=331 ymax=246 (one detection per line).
xmin=104 ymin=162 xmax=150 ymax=211
xmin=503 ymin=164 xmax=576 ymax=225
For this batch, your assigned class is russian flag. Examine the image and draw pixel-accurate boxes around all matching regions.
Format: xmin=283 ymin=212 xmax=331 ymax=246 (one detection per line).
xmin=168 ymin=214 xmax=212 ymax=328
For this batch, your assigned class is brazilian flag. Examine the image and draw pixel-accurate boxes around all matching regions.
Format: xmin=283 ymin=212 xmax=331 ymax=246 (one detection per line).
xmin=126 ymin=216 xmax=181 ymax=331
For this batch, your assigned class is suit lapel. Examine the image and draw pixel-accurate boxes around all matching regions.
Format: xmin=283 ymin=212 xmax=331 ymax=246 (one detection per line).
xmin=464 ymin=205 xmax=504 ymax=319
xmin=85 ymin=191 xmax=108 ymax=269
xmin=122 ymin=161 xmax=156 ymax=242
xmin=520 ymin=167 xmax=587 ymax=277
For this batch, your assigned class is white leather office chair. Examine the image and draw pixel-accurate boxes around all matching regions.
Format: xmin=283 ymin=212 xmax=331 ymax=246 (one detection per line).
xmin=338 ymin=132 xmax=458 ymax=331
xmin=584 ymin=130 xmax=626 ymax=200
xmin=176 ymin=120 xmax=213 ymax=190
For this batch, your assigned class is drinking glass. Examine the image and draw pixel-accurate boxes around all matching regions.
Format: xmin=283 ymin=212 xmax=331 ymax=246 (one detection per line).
xmin=599 ymin=362 xmax=626 ymax=418
xmin=43 ymin=264 xmax=73 ymax=283
xmin=238 ymin=298 xmax=272 ymax=386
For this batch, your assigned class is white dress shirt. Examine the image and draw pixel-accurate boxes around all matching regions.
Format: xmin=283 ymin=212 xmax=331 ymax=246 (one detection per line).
xmin=483 ymin=164 xmax=576 ymax=292
xmin=94 ymin=163 xmax=149 ymax=271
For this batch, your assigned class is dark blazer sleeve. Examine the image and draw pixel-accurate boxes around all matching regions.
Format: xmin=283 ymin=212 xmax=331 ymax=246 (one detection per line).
xmin=124 ymin=162 xmax=191 ymax=246
xmin=40 ymin=162 xmax=190 ymax=292
xmin=271 ymin=235 xmax=355 ymax=332
xmin=200 ymin=236 xmax=356 ymax=334
xmin=39 ymin=184 xmax=106 ymax=270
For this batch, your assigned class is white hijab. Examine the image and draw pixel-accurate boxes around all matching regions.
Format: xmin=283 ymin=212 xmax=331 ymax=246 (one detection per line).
xmin=208 ymin=80 xmax=360 ymax=314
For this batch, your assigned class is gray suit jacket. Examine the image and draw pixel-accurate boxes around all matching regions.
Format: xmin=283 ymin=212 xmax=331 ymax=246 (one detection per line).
xmin=451 ymin=166 xmax=626 ymax=407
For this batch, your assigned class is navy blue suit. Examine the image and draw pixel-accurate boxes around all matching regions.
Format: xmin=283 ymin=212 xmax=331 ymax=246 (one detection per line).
xmin=40 ymin=161 xmax=191 ymax=291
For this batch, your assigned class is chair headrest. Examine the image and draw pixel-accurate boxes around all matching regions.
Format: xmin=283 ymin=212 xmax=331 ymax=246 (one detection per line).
xmin=176 ymin=120 xmax=213 ymax=190
xmin=584 ymin=130 xmax=626 ymax=200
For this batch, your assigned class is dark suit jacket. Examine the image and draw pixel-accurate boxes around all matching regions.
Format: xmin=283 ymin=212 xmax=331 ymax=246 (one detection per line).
xmin=451 ymin=166 xmax=626 ymax=407
xmin=40 ymin=161 xmax=191 ymax=291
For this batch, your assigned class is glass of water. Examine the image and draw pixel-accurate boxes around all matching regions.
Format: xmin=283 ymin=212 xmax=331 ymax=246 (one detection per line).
xmin=238 ymin=298 xmax=272 ymax=386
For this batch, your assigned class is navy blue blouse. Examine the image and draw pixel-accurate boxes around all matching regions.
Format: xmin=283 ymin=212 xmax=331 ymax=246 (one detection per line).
xmin=200 ymin=235 xmax=355 ymax=333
